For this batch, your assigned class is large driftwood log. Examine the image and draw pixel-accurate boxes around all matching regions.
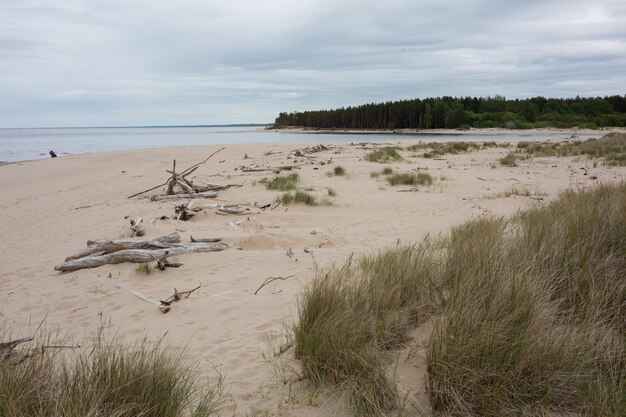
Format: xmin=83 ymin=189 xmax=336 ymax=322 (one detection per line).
xmin=66 ymin=233 xmax=181 ymax=261
xmin=56 ymin=242 xmax=228 ymax=272
xmin=149 ymin=191 xmax=217 ymax=201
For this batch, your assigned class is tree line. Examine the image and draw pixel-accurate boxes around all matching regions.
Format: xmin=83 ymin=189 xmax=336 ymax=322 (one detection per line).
xmin=274 ymin=95 xmax=626 ymax=130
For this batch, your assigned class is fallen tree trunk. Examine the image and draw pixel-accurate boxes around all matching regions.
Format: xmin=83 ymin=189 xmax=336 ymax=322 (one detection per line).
xmin=149 ymin=191 xmax=217 ymax=201
xmin=55 ymin=242 xmax=228 ymax=272
xmin=67 ymin=233 xmax=181 ymax=261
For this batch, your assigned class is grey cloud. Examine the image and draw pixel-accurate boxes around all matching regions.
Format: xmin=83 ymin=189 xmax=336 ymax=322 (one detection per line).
xmin=0 ymin=0 xmax=624 ymax=127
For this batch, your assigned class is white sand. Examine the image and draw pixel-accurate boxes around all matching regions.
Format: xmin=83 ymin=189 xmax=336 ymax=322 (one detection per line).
xmin=1 ymin=139 xmax=624 ymax=415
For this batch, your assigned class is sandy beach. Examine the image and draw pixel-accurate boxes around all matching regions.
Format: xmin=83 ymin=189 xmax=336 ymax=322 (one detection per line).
xmin=2 ymin=138 xmax=624 ymax=415
xmin=273 ymin=126 xmax=626 ymax=136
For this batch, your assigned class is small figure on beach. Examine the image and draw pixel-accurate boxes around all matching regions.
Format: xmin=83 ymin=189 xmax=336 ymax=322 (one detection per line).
xmin=49 ymin=150 xmax=57 ymax=158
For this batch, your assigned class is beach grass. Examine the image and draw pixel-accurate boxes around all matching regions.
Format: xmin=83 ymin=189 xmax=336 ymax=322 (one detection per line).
xmin=276 ymin=190 xmax=320 ymax=206
xmin=266 ymin=173 xmax=300 ymax=191
xmin=365 ymin=147 xmax=403 ymax=163
xmin=386 ymin=172 xmax=433 ymax=186
xmin=513 ymin=133 xmax=626 ymax=166
xmin=0 ymin=330 xmax=225 ymax=417
xmin=293 ymin=182 xmax=626 ymax=416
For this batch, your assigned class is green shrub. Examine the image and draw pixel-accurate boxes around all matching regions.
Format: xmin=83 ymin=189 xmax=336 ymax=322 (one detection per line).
xmin=333 ymin=166 xmax=346 ymax=176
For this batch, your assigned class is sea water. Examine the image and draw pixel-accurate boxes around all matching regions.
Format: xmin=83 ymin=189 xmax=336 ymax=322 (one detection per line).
xmin=0 ymin=125 xmax=601 ymax=163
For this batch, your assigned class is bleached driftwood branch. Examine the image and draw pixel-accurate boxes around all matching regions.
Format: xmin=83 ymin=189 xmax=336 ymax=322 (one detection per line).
xmin=149 ymin=191 xmax=218 ymax=201
xmin=106 ymin=275 xmax=170 ymax=314
xmin=1 ymin=337 xmax=34 ymax=360
xmin=56 ymin=234 xmax=228 ymax=272
xmin=66 ymin=233 xmax=181 ymax=261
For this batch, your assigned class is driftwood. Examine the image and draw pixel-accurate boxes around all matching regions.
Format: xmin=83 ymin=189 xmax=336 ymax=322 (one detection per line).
xmin=56 ymin=244 xmax=228 ymax=272
xmin=67 ymin=233 xmax=181 ymax=261
xmin=254 ymin=275 xmax=295 ymax=295
xmin=130 ymin=215 xmax=145 ymax=237
xmin=174 ymin=200 xmax=202 ymax=221
xmin=106 ymin=274 xmax=170 ymax=313
xmin=149 ymin=191 xmax=218 ymax=201
xmin=160 ymin=285 xmax=201 ymax=306
xmin=128 ymin=147 xmax=226 ymax=198
xmin=153 ymin=250 xmax=183 ymax=270
xmin=55 ymin=234 xmax=228 ymax=272
xmin=1 ymin=337 xmax=34 ymax=360
xmin=291 ymin=144 xmax=329 ymax=157
xmin=190 ymin=236 xmax=222 ymax=243
xmin=203 ymin=203 xmax=250 ymax=215
xmin=239 ymin=165 xmax=301 ymax=173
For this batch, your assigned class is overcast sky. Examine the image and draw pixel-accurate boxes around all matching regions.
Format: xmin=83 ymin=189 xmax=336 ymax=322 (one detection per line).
xmin=1 ymin=0 xmax=625 ymax=127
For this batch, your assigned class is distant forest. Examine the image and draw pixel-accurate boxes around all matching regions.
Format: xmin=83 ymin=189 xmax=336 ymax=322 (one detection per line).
xmin=274 ymin=95 xmax=626 ymax=130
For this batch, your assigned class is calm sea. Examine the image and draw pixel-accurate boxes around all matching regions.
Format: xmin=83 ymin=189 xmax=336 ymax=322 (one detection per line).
xmin=0 ymin=125 xmax=601 ymax=163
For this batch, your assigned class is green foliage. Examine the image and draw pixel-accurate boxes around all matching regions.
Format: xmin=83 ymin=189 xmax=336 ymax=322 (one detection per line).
xmin=266 ymin=173 xmax=300 ymax=191
xmin=386 ymin=172 xmax=433 ymax=186
xmin=274 ymin=95 xmax=626 ymax=130
xmin=365 ymin=147 xmax=403 ymax=163
xmin=327 ymin=188 xmax=337 ymax=197
xmin=381 ymin=166 xmax=393 ymax=175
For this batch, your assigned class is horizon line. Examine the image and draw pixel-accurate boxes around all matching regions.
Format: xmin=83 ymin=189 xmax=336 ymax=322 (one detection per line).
xmin=0 ymin=123 xmax=273 ymax=130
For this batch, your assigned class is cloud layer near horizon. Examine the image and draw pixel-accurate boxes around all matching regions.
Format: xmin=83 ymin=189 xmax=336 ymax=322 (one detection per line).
xmin=1 ymin=0 xmax=625 ymax=127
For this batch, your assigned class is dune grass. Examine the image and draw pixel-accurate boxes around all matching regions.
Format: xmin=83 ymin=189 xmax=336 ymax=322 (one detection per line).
xmin=365 ymin=147 xmax=403 ymax=163
xmin=293 ymin=182 xmax=626 ymax=416
xmin=513 ymin=133 xmax=626 ymax=166
xmin=0 ymin=330 xmax=225 ymax=417
xmin=266 ymin=173 xmax=300 ymax=191
xmin=499 ymin=152 xmax=518 ymax=167
xmin=386 ymin=172 xmax=433 ymax=186
xmin=276 ymin=190 xmax=323 ymax=206
xmin=408 ymin=141 xmax=481 ymax=158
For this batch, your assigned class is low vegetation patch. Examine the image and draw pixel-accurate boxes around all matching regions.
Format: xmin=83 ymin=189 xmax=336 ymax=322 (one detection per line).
xmin=294 ymin=182 xmax=626 ymax=416
xmin=512 ymin=133 xmax=626 ymax=166
xmin=276 ymin=190 xmax=324 ymax=206
xmin=135 ymin=263 xmax=152 ymax=275
xmin=266 ymin=173 xmax=300 ymax=191
xmin=386 ymin=172 xmax=433 ymax=186
xmin=0 ymin=331 xmax=225 ymax=417
xmin=365 ymin=147 xmax=403 ymax=163
xmin=331 ymin=166 xmax=346 ymax=176
xmin=499 ymin=152 xmax=518 ymax=167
